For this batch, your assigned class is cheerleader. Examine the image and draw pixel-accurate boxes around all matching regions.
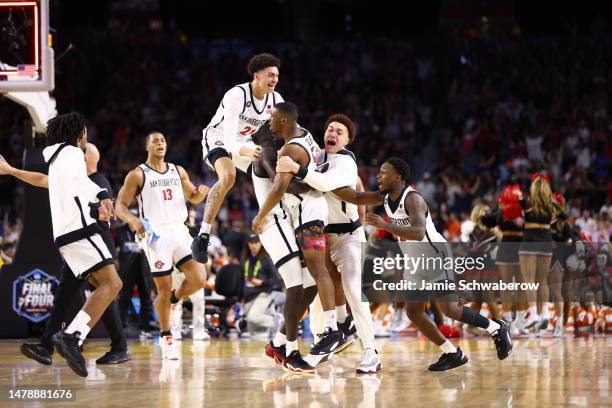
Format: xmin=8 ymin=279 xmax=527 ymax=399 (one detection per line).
xmin=549 ymin=194 xmax=573 ymax=337
xmin=519 ymin=172 xmax=557 ymax=334
xmin=482 ymin=184 xmax=527 ymax=336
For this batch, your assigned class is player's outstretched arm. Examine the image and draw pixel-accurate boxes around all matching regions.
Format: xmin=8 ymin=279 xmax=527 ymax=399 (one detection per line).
xmin=276 ymin=155 xmax=355 ymax=192
xmin=0 ymin=154 xmax=48 ymax=188
xmin=115 ymin=168 xmax=145 ymax=233
xmin=366 ymin=193 xmax=426 ymax=241
xmin=176 ymin=165 xmax=210 ymax=205
xmin=332 ymin=186 xmax=384 ymax=206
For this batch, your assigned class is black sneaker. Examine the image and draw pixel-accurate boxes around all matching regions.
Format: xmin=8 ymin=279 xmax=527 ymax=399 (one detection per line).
xmin=20 ymin=343 xmax=53 ymax=365
xmin=52 ymin=331 xmax=88 ymax=377
xmin=191 ymin=233 xmax=209 ymax=263
xmin=95 ymin=350 xmax=131 ymax=365
xmin=283 ymin=350 xmax=315 ymax=373
xmin=309 ymin=328 xmax=344 ymax=356
xmin=491 ymin=318 xmax=513 ymax=360
xmin=338 ymin=314 xmax=357 ymax=337
xmin=428 ymin=348 xmax=468 ymax=371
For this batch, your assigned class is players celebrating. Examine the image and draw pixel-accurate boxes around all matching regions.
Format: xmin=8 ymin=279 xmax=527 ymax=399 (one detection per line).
xmin=115 ymin=132 xmax=209 ymax=360
xmin=275 ymin=113 xmax=381 ymax=373
xmin=192 ymin=53 xmax=284 ymax=263
xmin=252 ymin=102 xmax=345 ymax=365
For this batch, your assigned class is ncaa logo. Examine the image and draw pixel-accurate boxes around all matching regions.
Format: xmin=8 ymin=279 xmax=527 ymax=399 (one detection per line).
xmin=215 ymin=140 xmax=224 ymax=146
xmin=13 ymin=269 xmax=60 ymax=323
xmin=245 ymin=101 xmax=252 ymax=108
xmin=155 ymin=260 xmax=165 ymax=269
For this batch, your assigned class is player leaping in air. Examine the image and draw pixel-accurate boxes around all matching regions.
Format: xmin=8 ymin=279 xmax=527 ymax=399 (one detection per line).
xmin=192 ymin=53 xmax=284 ymax=263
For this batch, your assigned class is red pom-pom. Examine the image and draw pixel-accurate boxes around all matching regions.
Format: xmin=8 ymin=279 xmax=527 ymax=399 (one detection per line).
xmin=499 ymin=184 xmax=522 ymax=221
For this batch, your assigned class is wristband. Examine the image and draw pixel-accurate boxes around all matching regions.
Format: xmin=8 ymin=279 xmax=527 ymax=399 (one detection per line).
xmin=295 ymin=165 xmax=308 ymax=180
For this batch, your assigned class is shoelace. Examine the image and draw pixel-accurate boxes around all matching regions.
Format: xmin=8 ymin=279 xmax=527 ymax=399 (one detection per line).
xmin=316 ymin=329 xmax=332 ymax=340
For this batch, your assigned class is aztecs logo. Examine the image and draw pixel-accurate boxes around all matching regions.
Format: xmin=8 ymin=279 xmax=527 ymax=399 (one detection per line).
xmin=155 ymin=260 xmax=165 ymax=270
xmin=13 ymin=269 xmax=59 ymax=323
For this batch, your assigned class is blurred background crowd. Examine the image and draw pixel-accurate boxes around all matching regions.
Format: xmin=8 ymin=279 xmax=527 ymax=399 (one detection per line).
xmin=1 ymin=1 xmax=610 ymax=336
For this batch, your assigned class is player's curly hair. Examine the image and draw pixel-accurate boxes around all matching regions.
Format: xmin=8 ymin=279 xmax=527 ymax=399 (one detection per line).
xmin=45 ymin=112 xmax=87 ymax=146
xmin=247 ymin=53 xmax=281 ymax=76
xmin=324 ymin=114 xmax=356 ymax=144
xmin=385 ymin=157 xmax=411 ymax=182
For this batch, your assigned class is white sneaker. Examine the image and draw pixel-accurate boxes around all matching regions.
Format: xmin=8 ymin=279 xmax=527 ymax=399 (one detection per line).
xmin=193 ymin=329 xmax=211 ymax=341
xmin=389 ymin=309 xmax=402 ymax=331
xmin=356 ymin=349 xmax=382 ymax=373
xmin=160 ymin=335 xmax=180 ymax=360
xmin=509 ymin=322 xmax=520 ymax=337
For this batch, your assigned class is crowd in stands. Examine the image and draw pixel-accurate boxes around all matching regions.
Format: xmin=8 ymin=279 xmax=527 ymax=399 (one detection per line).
xmin=1 ymin=21 xmax=610 ymax=334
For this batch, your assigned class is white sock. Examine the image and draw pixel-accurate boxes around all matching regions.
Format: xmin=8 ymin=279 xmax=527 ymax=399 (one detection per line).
xmin=516 ymin=310 xmax=526 ymax=321
xmin=199 ymin=223 xmax=212 ymax=235
xmin=323 ymin=310 xmax=338 ymax=331
xmin=556 ymin=314 xmax=564 ymax=326
xmin=273 ymin=332 xmax=286 ymax=347
xmin=485 ymin=319 xmax=501 ymax=334
xmin=540 ymin=308 xmax=549 ymax=320
xmin=65 ymin=310 xmax=91 ymax=339
xmin=440 ymin=339 xmax=457 ymax=354
xmin=336 ymin=304 xmax=348 ymax=324
xmin=286 ymin=340 xmax=298 ymax=355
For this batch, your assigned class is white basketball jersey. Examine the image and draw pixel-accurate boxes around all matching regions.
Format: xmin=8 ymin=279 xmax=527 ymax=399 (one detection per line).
xmin=251 ymin=171 xmax=287 ymax=220
xmin=383 ymin=186 xmax=446 ymax=243
xmin=286 ymin=128 xmax=319 ymax=171
xmin=137 ymin=163 xmax=188 ymax=226
xmin=206 ymin=82 xmax=283 ymax=144
xmin=316 ymin=150 xmax=360 ymax=225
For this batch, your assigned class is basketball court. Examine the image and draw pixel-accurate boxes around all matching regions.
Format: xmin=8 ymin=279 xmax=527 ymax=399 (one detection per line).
xmin=1 ymin=336 xmax=609 ymax=407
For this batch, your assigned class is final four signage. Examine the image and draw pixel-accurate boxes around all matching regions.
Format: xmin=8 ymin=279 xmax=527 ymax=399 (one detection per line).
xmin=12 ymin=269 xmax=59 ymax=323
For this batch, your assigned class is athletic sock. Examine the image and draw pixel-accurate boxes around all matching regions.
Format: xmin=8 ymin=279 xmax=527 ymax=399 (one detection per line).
xmin=286 ymin=340 xmax=298 ymax=356
xmin=336 ymin=304 xmax=348 ymax=324
xmin=170 ymin=289 xmax=180 ymax=304
xmin=272 ymin=332 xmax=287 ymax=347
xmin=440 ymin=340 xmax=457 ymax=354
xmin=199 ymin=223 xmax=212 ymax=235
xmin=323 ymin=310 xmax=338 ymax=331
xmin=460 ymin=306 xmax=490 ymax=329
xmin=65 ymin=310 xmax=91 ymax=339
xmin=485 ymin=319 xmax=501 ymax=335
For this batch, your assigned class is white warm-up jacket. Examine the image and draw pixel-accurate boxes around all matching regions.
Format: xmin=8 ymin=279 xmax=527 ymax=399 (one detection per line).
xmin=42 ymin=143 xmax=110 ymax=247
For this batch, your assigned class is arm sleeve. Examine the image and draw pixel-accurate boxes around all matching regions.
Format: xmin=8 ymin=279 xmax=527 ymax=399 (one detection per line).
xmin=221 ymin=87 xmax=245 ymax=156
xmin=302 ymin=157 xmax=357 ymax=192
xmin=63 ymin=148 xmax=105 ymax=202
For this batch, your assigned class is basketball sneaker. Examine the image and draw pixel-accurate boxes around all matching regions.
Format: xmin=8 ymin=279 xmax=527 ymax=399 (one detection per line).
xmin=356 ymin=348 xmax=382 ymax=374
xmin=309 ymin=328 xmax=344 ymax=356
xmin=52 ymin=330 xmax=88 ymax=377
xmin=338 ymin=314 xmax=357 ymax=337
xmin=264 ymin=342 xmax=286 ymax=366
xmin=191 ymin=233 xmax=210 ymax=263
xmin=490 ymin=319 xmax=513 ymax=360
xmin=160 ymin=335 xmax=180 ymax=360
xmin=283 ymin=350 xmax=315 ymax=373
xmin=522 ymin=313 xmax=540 ymax=333
xmin=428 ymin=348 xmax=468 ymax=371
xmin=20 ymin=343 xmax=52 ymax=365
